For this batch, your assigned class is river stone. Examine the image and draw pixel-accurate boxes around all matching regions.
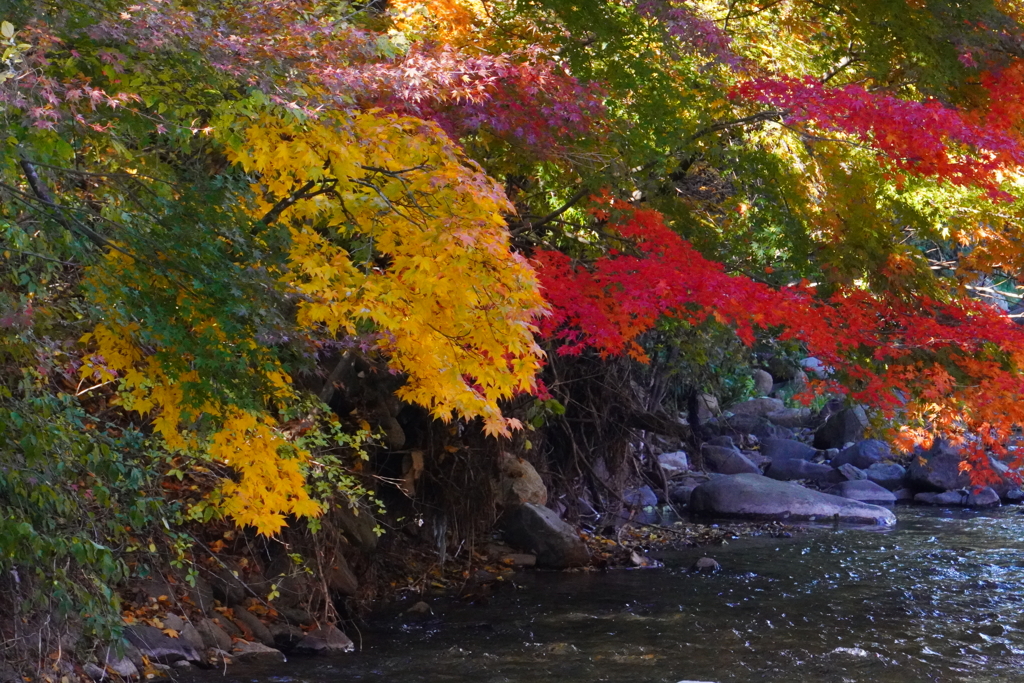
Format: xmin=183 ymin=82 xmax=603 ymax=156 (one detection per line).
xmin=729 ymin=397 xmax=785 ymax=417
xmin=231 ymin=640 xmax=286 ymax=662
xmin=268 ymin=623 xmax=305 ymax=652
xmin=760 ymin=438 xmax=817 ymax=462
xmin=326 ymin=553 xmax=359 ymax=597
xmin=907 ymin=440 xmax=971 ymax=492
xmin=827 ymin=479 xmax=897 ymax=505
xmin=623 ymin=485 xmax=658 ymax=509
xmin=915 ymin=490 xmax=969 ymax=506
xmin=765 ymin=408 xmax=813 ymax=429
xmin=701 ymin=444 xmax=760 ymax=475
xmin=969 ymin=486 xmax=1001 ymax=507
xmin=751 ymin=369 xmax=774 ymax=395
xmin=696 ymin=393 xmax=720 ymax=422
xmin=690 ymin=557 xmax=721 ymax=573
xmin=124 ymin=625 xmax=201 ymax=664
xmin=502 ymin=503 xmax=590 ymax=569
xmin=837 ymin=463 xmax=867 ymax=481
xmin=832 ymin=439 xmax=891 ymax=470
xmin=893 ymin=487 xmax=915 ymax=502
xmin=866 ymin=462 xmax=907 ymax=490
xmin=669 ymin=485 xmax=696 ymax=507
xmin=658 ymin=451 xmax=689 ymax=475
xmin=688 ymin=473 xmax=897 ymax=526
xmin=231 ymin=608 xmax=274 ymax=647
xmin=1006 ymin=488 xmax=1024 ymax=503
xmin=196 ymin=618 xmax=232 ymax=651
xmin=813 ymin=406 xmax=868 ymax=450
xmin=293 ymin=626 xmax=355 ymax=655
xmin=765 ymin=459 xmax=837 ymax=485
xmin=497 ymin=452 xmax=548 ymax=507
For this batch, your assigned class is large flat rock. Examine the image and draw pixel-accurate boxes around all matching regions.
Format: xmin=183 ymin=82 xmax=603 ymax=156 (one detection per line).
xmin=689 ymin=473 xmax=897 ymax=526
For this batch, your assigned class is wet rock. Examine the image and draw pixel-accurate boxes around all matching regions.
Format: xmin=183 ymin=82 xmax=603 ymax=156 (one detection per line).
xmin=209 ymin=562 xmax=248 ymax=606
xmin=668 ymin=484 xmax=696 ymax=507
xmin=696 ymin=393 xmax=720 ymax=422
xmin=212 ymin=615 xmax=242 ymax=639
xmin=742 ymin=449 xmax=771 ymax=470
xmin=1005 ymin=488 xmax=1024 ymax=503
xmin=231 ymin=608 xmax=274 ymax=647
xmin=406 ymin=601 xmax=432 ymax=615
xmin=124 ymin=625 xmax=201 ymax=664
xmin=701 ymin=444 xmax=760 ymax=475
xmin=497 ymin=452 xmax=548 ymax=507
xmin=196 ymin=618 xmax=233 ymax=651
xmin=800 ymin=356 xmax=831 ymax=378
xmin=826 ymin=479 xmax=897 ymax=505
xmin=82 ymin=663 xmax=107 ymax=681
xmin=231 ymin=640 xmax=286 ymax=662
xmin=765 ymin=459 xmax=837 ymax=485
xmin=865 ymin=463 xmax=907 ymax=490
xmin=623 ymin=485 xmax=658 ymax=509
xmin=765 ymin=408 xmax=813 ymax=430
xmin=892 ymin=487 xmax=915 ymax=502
xmin=751 ymin=369 xmax=774 ymax=396
xmin=333 ymin=501 xmax=378 ymax=551
xmin=326 ymin=553 xmax=359 ymax=597
xmin=907 ymin=440 xmax=971 ymax=492
xmin=813 ymin=406 xmax=868 ymax=450
xmin=688 ymin=473 xmax=897 ymax=526
xmin=293 ymin=625 xmax=355 ymax=655
xmin=969 ymin=486 xmax=1001 ymax=508
xmin=836 ymin=463 xmax=867 ymax=481
xmin=832 ymin=439 xmax=891 ymax=470
xmin=915 ymin=490 xmax=969 ymax=506
xmin=760 ymin=438 xmax=817 ymax=462
xmin=103 ymin=654 xmax=139 ymax=679
xmin=690 ymin=556 xmax=721 ymax=573
xmin=179 ymin=624 xmax=205 ymax=655
xmin=501 ymin=503 xmax=590 ymax=569
xmin=268 ymin=623 xmax=305 ymax=652
xmin=658 ymin=451 xmax=689 ymax=475
xmin=276 ymin=607 xmax=313 ymax=626
xmin=728 ymin=397 xmax=785 ymax=417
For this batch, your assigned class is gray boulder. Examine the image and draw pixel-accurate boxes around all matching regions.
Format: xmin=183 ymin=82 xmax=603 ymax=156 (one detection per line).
xmin=969 ymin=486 xmax=1001 ymax=508
xmin=231 ymin=608 xmax=274 ymax=647
xmin=813 ymin=406 xmax=868 ymax=449
xmin=906 ymin=440 xmax=971 ymax=492
xmin=836 ymin=463 xmax=867 ymax=481
xmin=760 ymin=438 xmax=817 ymax=462
xmin=196 ymin=618 xmax=232 ymax=651
xmin=231 ymin=640 xmax=286 ymax=662
xmin=497 ymin=452 xmax=548 ymax=506
xmin=728 ymin=397 xmax=785 ymax=417
xmin=914 ymin=490 xmax=969 ymax=506
xmin=765 ymin=459 xmax=837 ymax=485
xmin=502 ymin=503 xmax=590 ymax=569
xmin=832 ymin=439 xmax=891 ymax=469
xmin=688 ymin=474 xmax=896 ymax=525
xmin=658 ymin=451 xmax=689 ymax=475
xmin=622 ymin=485 xmax=657 ymax=509
xmin=893 ymin=487 xmax=915 ymax=502
xmin=669 ymin=485 xmax=696 ymax=507
xmin=765 ymin=408 xmax=813 ymax=429
xmin=865 ymin=462 xmax=906 ymax=490
xmin=701 ymin=444 xmax=761 ymax=475
xmin=752 ymin=369 xmax=774 ymax=396
xmin=124 ymin=625 xmax=201 ymax=665
xmin=826 ymin=479 xmax=897 ymax=505
xmin=293 ymin=625 xmax=354 ymax=655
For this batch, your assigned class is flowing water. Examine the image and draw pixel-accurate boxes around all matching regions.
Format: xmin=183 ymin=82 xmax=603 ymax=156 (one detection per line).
xmin=198 ymin=507 xmax=1024 ymax=682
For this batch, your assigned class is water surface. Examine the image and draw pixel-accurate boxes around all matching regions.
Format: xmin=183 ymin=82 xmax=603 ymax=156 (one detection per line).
xmin=200 ymin=507 xmax=1024 ymax=682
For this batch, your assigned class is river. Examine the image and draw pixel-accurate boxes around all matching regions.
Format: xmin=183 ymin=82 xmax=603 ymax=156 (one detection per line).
xmin=192 ymin=507 xmax=1024 ymax=682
